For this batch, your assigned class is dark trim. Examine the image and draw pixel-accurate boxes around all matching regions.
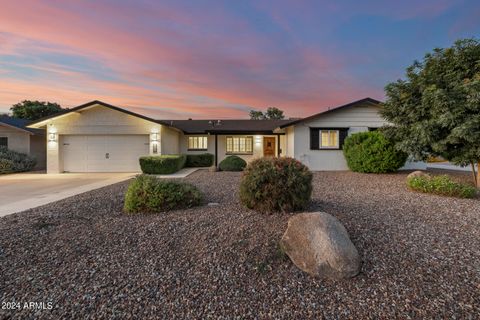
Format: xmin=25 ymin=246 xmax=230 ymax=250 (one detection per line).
xmin=0 ymin=136 xmax=8 ymax=148
xmin=27 ymin=100 xmax=176 ymax=129
xmin=214 ymin=134 xmax=218 ymax=167
xmin=226 ymin=152 xmax=254 ymax=155
xmin=187 ymin=149 xmax=208 ymax=151
xmin=279 ymin=97 xmax=381 ymax=128
xmin=205 ymin=130 xmax=285 ymax=135
xmin=276 ymin=134 xmax=281 ymax=156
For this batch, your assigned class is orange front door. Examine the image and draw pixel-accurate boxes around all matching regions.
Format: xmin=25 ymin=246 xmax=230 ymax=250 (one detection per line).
xmin=263 ymin=137 xmax=276 ymax=157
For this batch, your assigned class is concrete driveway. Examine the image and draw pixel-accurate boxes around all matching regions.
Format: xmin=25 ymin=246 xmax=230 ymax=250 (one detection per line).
xmin=0 ymin=172 xmax=136 ymax=217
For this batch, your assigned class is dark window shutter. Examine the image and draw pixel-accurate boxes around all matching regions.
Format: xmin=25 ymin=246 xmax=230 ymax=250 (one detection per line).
xmin=339 ymin=129 xmax=349 ymax=149
xmin=310 ymin=128 xmax=319 ymax=150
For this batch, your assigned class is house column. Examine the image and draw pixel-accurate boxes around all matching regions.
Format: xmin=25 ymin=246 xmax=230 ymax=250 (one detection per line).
xmin=46 ymin=124 xmax=61 ymax=173
xmin=276 ymin=134 xmax=281 ymax=156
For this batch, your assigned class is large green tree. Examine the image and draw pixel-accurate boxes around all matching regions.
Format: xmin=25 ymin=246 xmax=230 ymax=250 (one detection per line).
xmin=381 ymin=39 xmax=480 ymax=187
xmin=249 ymin=107 xmax=285 ymax=120
xmin=10 ymin=100 xmax=64 ymax=120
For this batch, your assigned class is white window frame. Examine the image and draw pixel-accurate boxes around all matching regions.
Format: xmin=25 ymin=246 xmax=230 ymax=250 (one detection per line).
xmin=319 ymin=130 xmax=339 ymax=149
xmin=188 ymin=136 xmax=208 ymax=150
xmin=226 ymin=136 xmax=253 ymax=155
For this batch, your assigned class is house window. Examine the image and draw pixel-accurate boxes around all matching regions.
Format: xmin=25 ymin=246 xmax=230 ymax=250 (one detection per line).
xmin=319 ymin=130 xmax=339 ymax=149
xmin=0 ymin=137 xmax=7 ymax=148
xmin=188 ymin=136 xmax=208 ymax=150
xmin=226 ymin=136 xmax=253 ymax=154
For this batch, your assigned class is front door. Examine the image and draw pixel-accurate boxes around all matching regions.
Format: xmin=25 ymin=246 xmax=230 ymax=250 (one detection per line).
xmin=263 ymin=137 xmax=276 ymax=157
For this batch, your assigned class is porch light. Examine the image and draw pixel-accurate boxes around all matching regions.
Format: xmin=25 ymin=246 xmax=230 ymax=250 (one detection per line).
xmin=151 ymin=132 xmax=159 ymax=141
xmin=255 ymin=135 xmax=261 ymax=145
xmin=48 ymin=132 xmax=57 ymax=142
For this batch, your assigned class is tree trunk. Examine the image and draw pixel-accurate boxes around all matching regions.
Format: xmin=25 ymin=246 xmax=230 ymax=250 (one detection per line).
xmin=477 ymin=161 xmax=480 ymax=188
xmin=471 ymin=161 xmax=479 ymax=188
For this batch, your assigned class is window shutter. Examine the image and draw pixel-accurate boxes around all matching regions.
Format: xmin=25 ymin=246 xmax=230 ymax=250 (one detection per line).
xmin=310 ymin=128 xmax=319 ymax=150
xmin=339 ymin=129 xmax=349 ymax=149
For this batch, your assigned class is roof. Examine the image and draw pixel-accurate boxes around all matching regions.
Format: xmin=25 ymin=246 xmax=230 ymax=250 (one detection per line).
xmin=0 ymin=116 xmax=44 ymax=135
xmin=163 ymin=119 xmax=295 ymax=134
xmin=279 ymin=97 xmax=382 ymax=128
xmin=27 ymin=100 xmax=177 ymax=130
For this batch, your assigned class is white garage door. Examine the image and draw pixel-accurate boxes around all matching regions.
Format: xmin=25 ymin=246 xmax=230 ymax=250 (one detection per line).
xmin=62 ymin=135 xmax=149 ymax=172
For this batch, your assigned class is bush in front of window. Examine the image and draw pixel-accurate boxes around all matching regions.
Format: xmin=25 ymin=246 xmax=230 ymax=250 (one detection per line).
xmin=218 ymin=155 xmax=247 ymax=171
xmin=343 ymin=131 xmax=407 ymax=173
xmin=139 ymin=154 xmax=186 ymax=174
xmin=124 ymin=175 xmax=203 ymax=213
xmin=185 ymin=153 xmax=214 ymax=167
xmin=0 ymin=146 xmax=36 ymax=174
xmin=239 ymin=157 xmax=313 ymax=213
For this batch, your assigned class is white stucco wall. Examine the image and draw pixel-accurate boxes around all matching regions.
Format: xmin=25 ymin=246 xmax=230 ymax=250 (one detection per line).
xmin=43 ymin=105 xmax=172 ymax=173
xmin=179 ymin=133 xmax=282 ymax=165
xmin=0 ymin=124 xmax=30 ymax=154
xmin=288 ymin=103 xmax=425 ymax=171
xmin=160 ymin=125 xmax=180 ymax=154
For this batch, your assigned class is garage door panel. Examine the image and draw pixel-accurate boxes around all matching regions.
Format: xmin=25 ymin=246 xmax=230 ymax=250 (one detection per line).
xmin=62 ymin=135 xmax=149 ymax=172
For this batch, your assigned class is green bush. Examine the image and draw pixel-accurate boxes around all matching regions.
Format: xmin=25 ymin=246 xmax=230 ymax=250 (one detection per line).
xmin=239 ymin=157 xmax=313 ymax=213
xmin=139 ymin=154 xmax=186 ymax=174
xmin=186 ymin=153 xmax=214 ymax=167
xmin=0 ymin=146 xmax=36 ymax=174
xmin=124 ymin=175 xmax=203 ymax=213
xmin=407 ymin=175 xmax=477 ymax=198
xmin=219 ymin=155 xmax=247 ymax=171
xmin=343 ymin=131 xmax=407 ymax=173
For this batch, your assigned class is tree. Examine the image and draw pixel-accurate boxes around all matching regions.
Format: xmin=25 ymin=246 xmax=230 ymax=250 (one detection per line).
xmin=249 ymin=110 xmax=265 ymax=120
xmin=10 ymin=100 xmax=65 ymax=120
xmin=381 ymin=38 xmax=480 ymax=187
xmin=265 ymin=107 xmax=285 ymax=120
xmin=249 ymin=107 xmax=285 ymax=120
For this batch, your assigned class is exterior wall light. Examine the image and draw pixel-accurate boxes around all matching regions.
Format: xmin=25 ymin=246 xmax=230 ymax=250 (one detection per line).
xmin=255 ymin=135 xmax=262 ymax=145
xmin=151 ymin=132 xmax=159 ymax=141
xmin=151 ymin=132 xmax=159 ymax=154
xmin=48 ymin=132 xmax=57 ymax=142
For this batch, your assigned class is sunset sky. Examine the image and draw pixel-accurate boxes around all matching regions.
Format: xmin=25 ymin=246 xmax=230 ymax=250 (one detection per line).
xmin=0 ymin=0 xmax=479 ymax=119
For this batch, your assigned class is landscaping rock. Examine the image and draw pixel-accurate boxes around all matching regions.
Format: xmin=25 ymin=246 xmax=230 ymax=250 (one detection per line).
xmin=280 ymin=212 xmax=360 ymax=279
xmin=209 ymin=165 xmax=218 ymax=172
xmin=407 ymin=170 xmax=430 ymax=180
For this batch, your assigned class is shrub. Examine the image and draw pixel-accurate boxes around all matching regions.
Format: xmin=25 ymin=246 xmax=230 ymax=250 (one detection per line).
xmin=139 ymin=154 xmax=186 ymax=174
xmin=186 ymin=153 xmax=214 ymax=167
xmin=0 ymin=158 xmax=14 ymax=174
xmin=124 ymin=175 xmax=203 ymax=213
xmin=239 ymin=157 xmax=313 ymax=213
xmin=343 ymin=131 xmax=407 ymax=173
xmin=407 ymin=174 xmax=477 ymax=198
xmin=0 ymin=146 xmax=36 ymax=173
xmin=219 ymin=155 xmax=247 ymax=171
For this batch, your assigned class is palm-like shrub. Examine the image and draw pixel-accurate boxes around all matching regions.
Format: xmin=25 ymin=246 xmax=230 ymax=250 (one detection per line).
xmin=343 ymin=131 xmax=407 ymax=173
xmin=124 ymin=175 xmax=203 ymax=213
xmin=219 ymin=155 xmax=247 ymax=171
xmin=240 ymin=157 xmax=312 ymax=213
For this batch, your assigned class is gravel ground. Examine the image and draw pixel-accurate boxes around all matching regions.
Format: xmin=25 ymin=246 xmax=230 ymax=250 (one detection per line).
xmin=0 ymin=170 xmax=479 ymax=319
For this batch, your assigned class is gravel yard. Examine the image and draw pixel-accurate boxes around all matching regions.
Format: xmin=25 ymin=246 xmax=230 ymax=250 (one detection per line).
xmin=0 ymin=170 xmax=479 ymax=319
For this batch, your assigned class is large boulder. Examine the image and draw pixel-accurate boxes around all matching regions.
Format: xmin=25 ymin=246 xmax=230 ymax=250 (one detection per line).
xmin=407 ymin=170 xmax=430 ymax=180
xmin=280 ymin=212 xmax=360 ymax=279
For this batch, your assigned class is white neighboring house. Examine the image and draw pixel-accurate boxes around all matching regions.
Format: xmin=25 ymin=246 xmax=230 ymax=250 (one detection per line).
xmin=26 ymin=98 xmax=425 ymax=173
xmin=0 ymin=116 xmax=46 ymax=169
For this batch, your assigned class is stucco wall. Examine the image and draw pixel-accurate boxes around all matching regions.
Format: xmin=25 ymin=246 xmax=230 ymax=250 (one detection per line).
xmin=44 ymin=105 xmax=167 ymax=173
xmin=290 ymin=104 xmax=425 ymax=171
xmin=160 ymin=125 xmax=180 ymax=154
xmin=180 ymin=133 xmax=282 ymax=165
xmin=0 ymin=124 xmax=30 ymax=154
xmin=30 ymin=135 xmax=46 ymax=169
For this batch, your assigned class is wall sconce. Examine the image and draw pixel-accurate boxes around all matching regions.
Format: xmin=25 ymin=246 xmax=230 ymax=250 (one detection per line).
xmin=151 ymin=132 xmax=159 ymax=141
xmin=151 ymin=132 xmax=159 ymax=154
xmin=255 ymin=135 xmax=262 ymax=145
xmin=48 ymin=132 xmax=57 ymax=142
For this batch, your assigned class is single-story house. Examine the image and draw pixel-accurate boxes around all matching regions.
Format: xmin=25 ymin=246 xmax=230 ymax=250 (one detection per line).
xmin=26 ymin=98 xmax=425 ymax=173
xmin=0 ymin=116 xmax=46 ymax=169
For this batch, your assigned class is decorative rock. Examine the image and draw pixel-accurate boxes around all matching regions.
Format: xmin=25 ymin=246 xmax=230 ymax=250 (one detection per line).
xmin=280 ymin=212 xmax=360 ymax=279
xmin=407 ymin=170 xmax=430 ymax=180
xmin=207 ymin=202 xmax=220 ymax=207
xmin=209 ymin=165 xmax=218 ymax=172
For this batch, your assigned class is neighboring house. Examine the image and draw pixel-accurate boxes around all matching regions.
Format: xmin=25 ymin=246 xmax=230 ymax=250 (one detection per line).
xmin=26 ymin=98 xmax=425 ymax=173
xmin=0 ymin=116 xmax=46 ymax=170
